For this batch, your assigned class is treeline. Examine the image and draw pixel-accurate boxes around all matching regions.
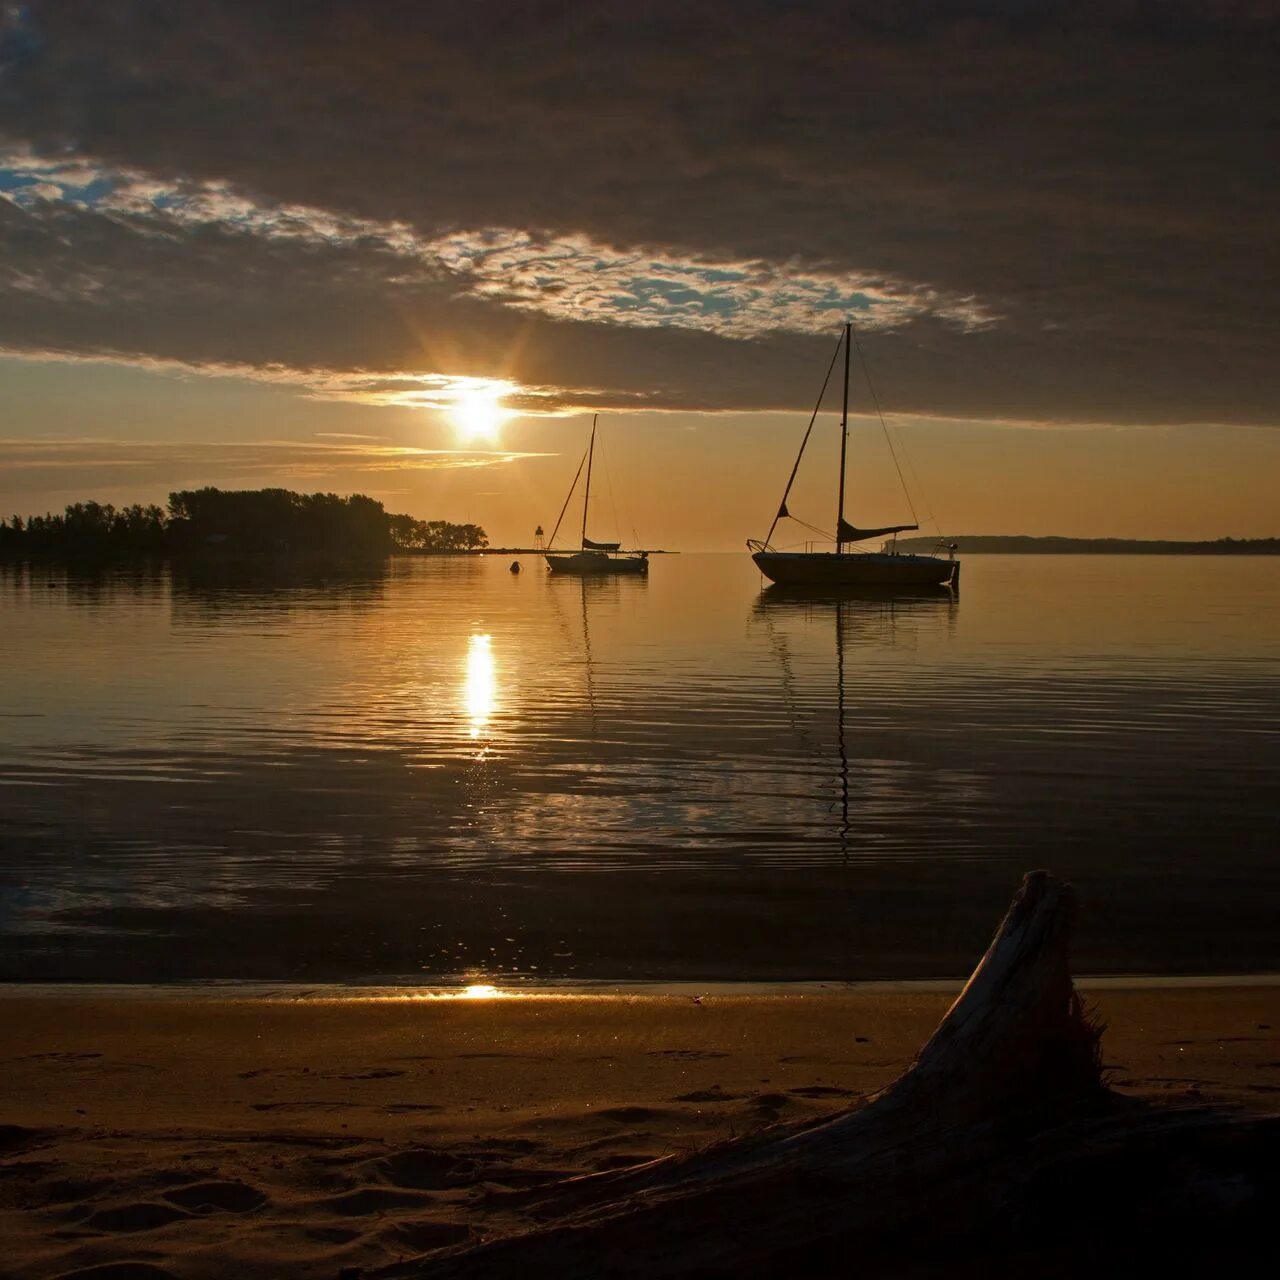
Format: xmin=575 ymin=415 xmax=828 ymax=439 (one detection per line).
xmin=0 ymin=502 xmax=169 ymax=557
xmin=387 ymin=516 xmax=489 ymax=551
xmin=0 ymin=489 xmax=488 ymax=559
xmin=896 ymin=535 xmax=1280 ymax=555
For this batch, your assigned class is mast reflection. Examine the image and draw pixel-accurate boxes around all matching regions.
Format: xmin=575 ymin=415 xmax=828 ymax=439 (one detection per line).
xmin=753 ymin=584 xmax=958 ymax=859
xmin=546 ymin=572 xmax=649 ymax=736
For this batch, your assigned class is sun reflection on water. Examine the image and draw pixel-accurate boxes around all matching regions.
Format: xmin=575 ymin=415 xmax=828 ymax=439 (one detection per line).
xmin=464 ymin=633 xmax=495 ymax=740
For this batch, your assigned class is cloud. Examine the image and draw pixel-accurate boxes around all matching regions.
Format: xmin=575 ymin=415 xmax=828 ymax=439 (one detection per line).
xmin=0 ymin=146 xmax=991 ymax=345
xmin=425 ymin=228 xmax=994 ymax=338
xmin=0 ymin=437 xmax=543 ymax=501
xmin=0 ymin=1 xmax=1276 ymax=426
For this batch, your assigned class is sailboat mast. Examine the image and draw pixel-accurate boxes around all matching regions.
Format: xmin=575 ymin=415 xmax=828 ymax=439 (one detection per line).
xmin=835 ymin=322 xmax=851 ymax=554
xmin=580 ymin=414 xmax=597 ymax=549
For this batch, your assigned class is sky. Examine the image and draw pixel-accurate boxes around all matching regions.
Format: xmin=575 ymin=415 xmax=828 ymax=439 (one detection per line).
xmin=1 ymin=1 xmax=1277 ymax=549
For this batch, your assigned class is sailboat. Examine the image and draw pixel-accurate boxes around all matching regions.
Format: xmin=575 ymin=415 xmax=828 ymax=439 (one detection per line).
xmin=545 ymin=415 xmax=649 ymax=576
xmin=748 ymin=323 xmax=959 ymax=589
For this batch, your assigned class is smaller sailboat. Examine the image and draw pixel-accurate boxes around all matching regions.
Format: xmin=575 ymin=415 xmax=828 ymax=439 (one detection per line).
xmin=545 ymin=416 xmax=649 ymax=575
xmin=748 ymin=323 xmax=959 ymax=589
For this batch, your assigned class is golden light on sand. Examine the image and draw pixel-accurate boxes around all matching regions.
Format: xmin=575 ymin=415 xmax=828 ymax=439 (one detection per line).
xmin=450 ymin=387 xmax=510 ymax=445
xmin=464 ymin=633 xmax=496 ymax=739
xmin=460 ymin=983 xmax=506 ymax=999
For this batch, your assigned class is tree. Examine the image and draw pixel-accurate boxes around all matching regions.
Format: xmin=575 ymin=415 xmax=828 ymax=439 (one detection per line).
xmin=387 ymin=517 xmax=490 ymax=551
xmin=0 ymin=488 xmax=488 ymax=559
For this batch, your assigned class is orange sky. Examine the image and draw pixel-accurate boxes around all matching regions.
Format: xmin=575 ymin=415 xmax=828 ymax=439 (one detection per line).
xmin=2 ymin=357 xmax=1276 ymax=550
xmin=2 ymin=5 xmax=1276 ymax=548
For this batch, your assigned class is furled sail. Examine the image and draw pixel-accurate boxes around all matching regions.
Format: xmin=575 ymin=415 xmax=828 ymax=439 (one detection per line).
xmin=583 ymin=536 xmax=621 ymax=551
xmin=837 ymin=519 xmax=918 ymax=544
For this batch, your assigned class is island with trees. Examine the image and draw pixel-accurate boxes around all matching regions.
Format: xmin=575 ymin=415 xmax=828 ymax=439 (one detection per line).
xmin=0 ymin=488 xmax=489 ymax=561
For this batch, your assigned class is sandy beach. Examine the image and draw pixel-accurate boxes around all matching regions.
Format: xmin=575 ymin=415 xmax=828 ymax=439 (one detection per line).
xmin=2 ymin=984 xmax=1277 ymax=1279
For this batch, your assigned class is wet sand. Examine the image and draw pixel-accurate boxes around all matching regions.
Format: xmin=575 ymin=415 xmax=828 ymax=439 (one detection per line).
xmin=3 ymin=986 xmax=1278 ymax=1279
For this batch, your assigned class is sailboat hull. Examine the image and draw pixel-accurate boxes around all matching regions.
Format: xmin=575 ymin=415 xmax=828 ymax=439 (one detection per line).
xmin=545 ymin=551 xmax=649 ymax=575
xmin=752 ymin=550 xmax=957 ymax=588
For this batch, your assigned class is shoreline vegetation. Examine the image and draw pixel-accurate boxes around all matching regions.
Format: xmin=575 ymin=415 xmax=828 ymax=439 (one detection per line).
xmin=898 ymin=534 xmax=1280 ymax=554
xmin=0 ymin=487 xmax=489 ymax=562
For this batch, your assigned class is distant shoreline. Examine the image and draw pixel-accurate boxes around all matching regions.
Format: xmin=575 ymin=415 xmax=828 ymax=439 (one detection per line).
xmin=897 ymin=535 xmax=1280 ymax=555
xmin=0 ymin=547 xmax=677 ymax=563
xmin=395 ymin=547 xmax=675 ymax=556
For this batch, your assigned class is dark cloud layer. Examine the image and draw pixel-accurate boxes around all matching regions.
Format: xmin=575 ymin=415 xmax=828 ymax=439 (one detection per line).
xmin=1 ymin=1 xmax=1276 ymax=424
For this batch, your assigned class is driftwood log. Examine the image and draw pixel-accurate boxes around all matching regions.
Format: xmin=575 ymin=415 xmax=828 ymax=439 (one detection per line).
xmin=378 ymin=872 xmax=1277 ymax=1279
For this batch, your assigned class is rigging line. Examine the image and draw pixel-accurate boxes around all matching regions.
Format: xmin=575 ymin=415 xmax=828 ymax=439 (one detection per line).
xmin=891 ymin=424 xmax=946 ymax=539
xmin=580 ymin=414 xmax=597 ymax=548
xmin=772 ymin=520 xmax=835 ymax=551
xmin=547 ymin=444 xmax=589 ymax=549
xmin=791 ymin=515 xmax=834 ymax=541
xmin=848 ymin=320 xmax=919 ymax=526
xmin=763 ymin=330 xmax=845 ymax=548
xmin=598 ymin=435 xmax=624 ymax=544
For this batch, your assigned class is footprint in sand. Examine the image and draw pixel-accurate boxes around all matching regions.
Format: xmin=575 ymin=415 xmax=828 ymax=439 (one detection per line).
xmin=375 ymin=1149 xmax=469 ymax=1191
xmin=250 ymin=1100 xmax=355 ymax=1113
xmin=647 ymin=1049 xmax=729 ymax=1061
xmin=304 ymin=1225 xmax=364 ymax=1244
xmin=597 ymin=1106 xmax=657 ymax=1124
xmin=36 ymin=1176 xmax=113 ymax=1207
xmin=0 ymin=1124 xmax=51 ymax=1155
xmin=56 ymin=1265 xmax=178 ymax=1280
xmin=465 ymin=1139 xmax=542 ymax=1156
xmin=456 ymin=1052 xmax=551 ymax=1061
xmin=84 ymin=1202 xmax=192 ymax=1233
xmin=163 ymin=1180 xmax=267 ymax=1214
xmin=752 ymin=1093 xmax=792 ymax=1110
xmin=392 ymin=1220 xmax=472 ymax=1251
xmin=672 ymin=1088 xmax=741 ymax=1103
xmin=22 ymin=1052 xmax=103 ymax=1062
xmin=316 ymin=1186 xmax=439 ymax=1216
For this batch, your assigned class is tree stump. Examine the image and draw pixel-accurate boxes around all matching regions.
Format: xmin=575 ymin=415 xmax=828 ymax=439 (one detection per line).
xmin=375 ymin=872 xmax=1277 ymax=1279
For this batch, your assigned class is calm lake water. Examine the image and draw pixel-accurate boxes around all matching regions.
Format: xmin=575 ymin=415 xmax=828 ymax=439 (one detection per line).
xmin=2 ymin=553 xmax=1278 ymax=983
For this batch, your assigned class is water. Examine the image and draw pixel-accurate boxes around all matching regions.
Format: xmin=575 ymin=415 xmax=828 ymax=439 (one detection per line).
xmin=2 ymin=554 xmax=1277 ymax=983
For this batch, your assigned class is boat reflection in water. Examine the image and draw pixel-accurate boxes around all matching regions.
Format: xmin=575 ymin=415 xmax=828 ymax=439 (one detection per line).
xmin=546 ymin=571 xmax=650 ymax=733
xmin=753 ymin=584 xmax=959 ymax=859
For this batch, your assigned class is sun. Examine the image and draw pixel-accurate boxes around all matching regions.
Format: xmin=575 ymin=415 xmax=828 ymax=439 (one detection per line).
xmin=450 ymin=389 xmax=510 ymax=444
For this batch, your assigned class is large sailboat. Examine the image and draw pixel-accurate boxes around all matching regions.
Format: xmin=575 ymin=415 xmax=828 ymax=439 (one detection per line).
xmin=545 ymin=416 xmax=649 ymax=576
xmin=748 ymin=323 xmax=959 ymax=588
